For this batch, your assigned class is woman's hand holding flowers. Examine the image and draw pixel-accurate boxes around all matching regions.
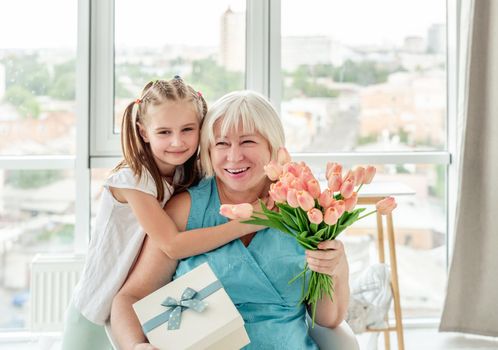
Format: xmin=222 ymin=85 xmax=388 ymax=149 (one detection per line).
xmin=305 ymin=240 xmax=348 ymax=279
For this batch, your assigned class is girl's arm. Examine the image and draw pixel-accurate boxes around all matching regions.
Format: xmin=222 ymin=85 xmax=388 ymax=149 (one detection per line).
xmin=111 ymin=189 xmax=192 ymax=350
xmin=305 ymin=240 xmax=350 ymax=328
xmin=111 ymin=187 xmax=259 ymax=260
xmin=111 ymin=236 xmax=178 ymax=350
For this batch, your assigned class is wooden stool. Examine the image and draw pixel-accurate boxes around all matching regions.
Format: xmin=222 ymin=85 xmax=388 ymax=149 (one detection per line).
xmin=357 ymin=182 xmax=415 ymax=350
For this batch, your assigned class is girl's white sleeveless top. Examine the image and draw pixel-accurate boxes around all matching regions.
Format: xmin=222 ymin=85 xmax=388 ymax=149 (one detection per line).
xmin=72 ymin=167 xmax=173 ymax=325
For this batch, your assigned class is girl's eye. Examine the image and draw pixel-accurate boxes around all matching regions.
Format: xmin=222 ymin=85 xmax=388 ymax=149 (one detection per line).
xmin=216 ymin=141 xmax=229 ymax=146
xmin=183 ymin=127 xmax=194 ymax=132
xmin=158 ymin=130 xmax=171 ymax=135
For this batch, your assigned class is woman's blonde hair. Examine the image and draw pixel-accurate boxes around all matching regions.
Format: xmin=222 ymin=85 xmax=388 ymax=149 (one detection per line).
xmin=114 ymin=77 xmax=207 ymax=201
xmin=200 ymin=90 xmax=285 ymax=177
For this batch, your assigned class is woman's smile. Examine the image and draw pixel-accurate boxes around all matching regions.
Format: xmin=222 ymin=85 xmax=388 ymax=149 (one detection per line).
xmin=225 ymin=167 xmax=250 ymax=177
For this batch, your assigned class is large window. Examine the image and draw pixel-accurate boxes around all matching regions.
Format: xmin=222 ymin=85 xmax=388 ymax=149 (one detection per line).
xmin=280 ymin=0 xmax=447 ymax=318
xmin=0 ymin=0 xmax=77 ymax=330
xmin=0 ymin=0 xmax=453 ymax=333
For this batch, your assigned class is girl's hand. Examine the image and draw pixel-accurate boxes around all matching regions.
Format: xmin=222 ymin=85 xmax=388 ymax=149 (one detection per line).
xmin=133 ymin=343 xmax=158 ymax=350
xmin=305 ymin=240 xmax=348 ymax=279
xmin=230 ymin=197 xmax=275 ymax=234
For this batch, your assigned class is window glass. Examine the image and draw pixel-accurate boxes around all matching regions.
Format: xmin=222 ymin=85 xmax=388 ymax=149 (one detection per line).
xmin=281 ymin=0 xmax=446 ymax=152
xmin=0 ymin=169 xmax=75 ymax=329
xmin=0 ymin=0 xmax=77 ymax=156
xmin=114 ymin=0 xmax=246 ymax=133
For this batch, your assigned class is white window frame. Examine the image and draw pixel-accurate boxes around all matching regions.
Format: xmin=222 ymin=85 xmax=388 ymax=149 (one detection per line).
xmin=0 ymin=0 xmax=457 ymax=276
xmin=86 ymin=0 xmax=456 ymax=254
xmin=0 ymin=0 xmax=458 ymax=336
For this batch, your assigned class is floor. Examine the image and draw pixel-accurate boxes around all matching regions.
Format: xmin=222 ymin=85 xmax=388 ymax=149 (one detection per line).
xmin=1 ymin=328 xmax=498 ymax=350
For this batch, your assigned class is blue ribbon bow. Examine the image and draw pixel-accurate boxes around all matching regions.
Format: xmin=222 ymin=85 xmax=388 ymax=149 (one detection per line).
xmin=142 ymin=280 xmax=223 ymax=333
xmin=161 ymin=287 xmax=206 ymax=330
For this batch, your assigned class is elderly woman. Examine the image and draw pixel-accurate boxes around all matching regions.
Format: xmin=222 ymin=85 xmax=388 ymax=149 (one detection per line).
xmin=111 ymin=91 xmax=350 ymax=350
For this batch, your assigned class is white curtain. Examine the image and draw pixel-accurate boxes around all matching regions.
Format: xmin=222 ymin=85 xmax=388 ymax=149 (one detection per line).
xmin=440 ymin=0 xmax=498 ymax=337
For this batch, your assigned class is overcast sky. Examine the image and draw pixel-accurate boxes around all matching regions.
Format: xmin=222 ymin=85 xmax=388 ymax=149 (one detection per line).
xmin=0 ymin=0 xmax=444 ymax=49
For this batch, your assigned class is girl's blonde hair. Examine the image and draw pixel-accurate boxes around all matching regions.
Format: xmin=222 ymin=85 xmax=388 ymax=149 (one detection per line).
xmin=114 ymin=77 xmax=207 ymax=201
xmin=200 ymin=90 xmax=285 ymax=177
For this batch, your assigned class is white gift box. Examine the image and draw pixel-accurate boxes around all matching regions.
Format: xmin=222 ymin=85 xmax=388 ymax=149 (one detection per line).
xmin=133 ymin=262 xmax=250 ymax=350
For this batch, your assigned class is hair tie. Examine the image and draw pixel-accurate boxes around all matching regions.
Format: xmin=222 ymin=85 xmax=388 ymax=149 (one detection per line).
xmin=197 ymin=91 xmax=202 ymax=97
xmin=174 ymin=75 xmax=181 ymax=80
xmin=135 ymin=98 xmax=142 ymax=105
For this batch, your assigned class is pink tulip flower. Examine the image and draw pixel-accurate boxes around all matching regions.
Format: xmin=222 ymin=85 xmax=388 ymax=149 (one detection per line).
xmin=277 ymin=147 xmax=292 ymax=165
xmin=300 ymin=170 xmax=315 ymax=184
xmin=327 ymin=173 xmax=343 ymax=192
xmin=340 ymin=178 xmax=355 ymax=199
xmin=306 ymin=179 xmax=321 ymax=199
xmin=307 ymin=208 xmax=323 ymax=224
xmin=286 ymin=188 xmax=299 ymax=208
xmin=343 ymin=170 xmax=355 ymax=183
xmin=324 ymin=207 xmax=339 ymax=225
xmin=283 ymin=162 xmax=302 ymax=178
xmin=326 ymin=162 xmax=343 ymax=179
xmin=376 ymin=197 xmax=397 ymax=215
xmin=364 ymin=166 xmax=376 ymax=184
xmin=263 ymin=160 xmax=282 ymax=181
xmin=264 ymin=160 xmax=283 ymax=181
xmin=296 ymin=190 xmax=315 ymax=211
xmin=353 ymin=167 xmax=365 ymax=186
xmin=289 ymin=179 xmax=306 ymax=191
xmin=318 ymin=189 xmax=335 ymax=208
xmin=280 ymin=172 xmax=296 ymax=186
xmin=219 ymin=203 xmax=253 ymax=220
xmin=269 ymin=182 xmax=288 ymax=203
xmin=344 ymin=192 xmax=358 ymax=212
xmin=330 ymin=199 xmax=346 ymax=217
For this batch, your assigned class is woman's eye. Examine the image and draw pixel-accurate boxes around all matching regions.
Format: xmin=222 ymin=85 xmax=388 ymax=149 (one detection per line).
xmin=216 ymin=141 xmax=228 ymax=146
xmin=183 ymin=127 xmax=194 ymax=132
xmin=242 ymin=140 xmax=255 ymax=144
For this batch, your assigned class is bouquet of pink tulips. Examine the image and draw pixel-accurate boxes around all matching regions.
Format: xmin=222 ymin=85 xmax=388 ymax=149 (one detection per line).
xmin=220 ymin=148 xmax=397 ymax=325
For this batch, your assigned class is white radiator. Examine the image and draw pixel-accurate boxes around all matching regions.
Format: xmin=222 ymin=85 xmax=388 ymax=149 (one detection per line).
xmin=29 ymin=254 xmax=85 ymax=331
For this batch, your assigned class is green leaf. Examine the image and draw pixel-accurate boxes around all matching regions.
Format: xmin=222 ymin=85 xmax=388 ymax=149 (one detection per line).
xmin=276 ymin=206 xmax=300 ymax=231
xmin=277 ymin=204 xmax=301 ymax=227
xmin=341 ymin=209 xmax=363 ymax=226
xmin=258 ymin=201 xmax=283 ymax=221
xmin=295 ymin=235 xmax=317 ymax=250
xmin=295 ymin=207 xmax=310 ymax=232
xmin=278 ymin=202 xmax=296 ymax=212
xmin=242 ymin=218 xmax=293 ymax=235
xmin=299 ymin=231 xmax=309 ymax=239
xmin=310 ymin=223 xmax=318 ymax=234
xmin=307 ymin=235 xmax=323 ymax=244
xmin=314 ymin=227 xmax=328 ymax=239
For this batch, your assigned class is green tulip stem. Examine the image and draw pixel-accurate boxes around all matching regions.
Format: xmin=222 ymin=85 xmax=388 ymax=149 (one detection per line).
xmin=357 ymin=209 xmax=377 ymax=221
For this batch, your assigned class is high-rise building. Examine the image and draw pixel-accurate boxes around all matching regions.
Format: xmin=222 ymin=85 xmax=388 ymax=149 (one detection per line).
xmin=427 ymin=23 xmax=445 ymax=54
xmin=220 ymin=7 xmax=245 ymax=72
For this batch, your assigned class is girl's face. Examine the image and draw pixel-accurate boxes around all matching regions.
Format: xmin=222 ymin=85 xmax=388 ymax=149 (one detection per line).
xmin=210 ymin=120 xmax=271 ymax=199
xmin=139 ymin=100 xmax=200 ymax=177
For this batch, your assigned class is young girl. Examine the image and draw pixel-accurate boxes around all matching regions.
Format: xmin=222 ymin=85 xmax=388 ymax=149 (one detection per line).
xmin=61 ymin=77 xmax=263 ymax=349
